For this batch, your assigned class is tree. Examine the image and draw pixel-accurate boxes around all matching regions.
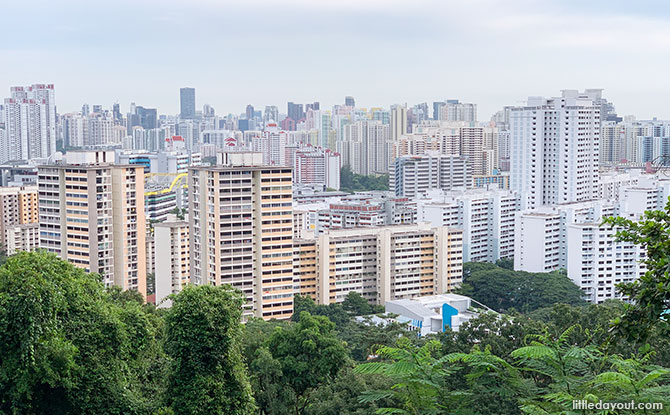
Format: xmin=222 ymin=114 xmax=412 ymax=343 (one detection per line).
xmin=164 ymin=285 xmax=255 ymax=415
xmin=458 ymin=262 xmax=585 ymax=313
xmin=267 ymin=312 xmax=348 ymax=415
xmin=355 ymin=339 xmax=463 ymax=414
xmin=511 ymin=326 xmax=670 ymax=414
xmin=340 ymin=166 xmax=389 ymax=193
xmin=603 ymin=205 xmax=670 ymax=341
xmin=0 ymin=250 xmax=164 ymax=414
xmin=292 ymin=294 xmax=351 ymax=329
xmin=341 ymin=291 xmax=374 ymax=315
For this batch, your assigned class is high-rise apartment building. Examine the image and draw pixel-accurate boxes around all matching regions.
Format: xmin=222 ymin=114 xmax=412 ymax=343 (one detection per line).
xmin=189 ymin=165 xmax=294 ymax=320
xmin=294 ymin=224 xmax=463 ymax=305
xmin=0 ymin=84 xmax=57 ymax=163
xmin=510 ymin=90 xmax=600 ymax=209
xmin=252 ymin=122 xmax=288 ymax=166
xmin=345 ymin=96 xmax=355 ymax=107
xmin=417 ymin=188 xmax=520 ymax=262
xmin=440 ymin=100 xmax=477 ymax=122
xmin=390 ymin=105 xmax=408 ymax=142
xmin=391 ymin=152 xmax=472 ymax=198
xmin=340 ymin=120 xmax=391 ymax=175
xmin=155 ymin=215 xmax=190 ymax=307
xmin=180 ymin=87 xmax=196 ymax=119
xmin=0 ymin=185 xmax=39 ymax=252
xmin=38 ymin=155 xmax=147 ymax=296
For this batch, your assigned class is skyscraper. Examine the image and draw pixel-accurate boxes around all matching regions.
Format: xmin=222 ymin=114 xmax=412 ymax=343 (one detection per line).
xmin=180 ymin=87 xmax=196 ymax=119
xmin=246 ymin=104 xmax=255 ymax=120
xmin=510 ymin=90 xmax=600 ymax=209
xmin=287 ymin=102 xmax=304 ymax=124
xmin=263 ymin=105 xmax=279 ymax=123
xmin=0 ymin=84 xmax=57 ymax=163
xmin=345 ymin=96 xmax=355 ymax=107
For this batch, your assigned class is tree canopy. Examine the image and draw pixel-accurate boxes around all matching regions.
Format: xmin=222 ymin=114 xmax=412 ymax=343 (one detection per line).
xmin=340 ymin=166 xmax=389 ymax=193
xmin=457 ymin=262 xmax=586 ymax=313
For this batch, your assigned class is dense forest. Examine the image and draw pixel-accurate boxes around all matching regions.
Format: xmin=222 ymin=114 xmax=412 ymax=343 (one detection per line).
xmin=2 ymin=200 xmax=670 ymax=415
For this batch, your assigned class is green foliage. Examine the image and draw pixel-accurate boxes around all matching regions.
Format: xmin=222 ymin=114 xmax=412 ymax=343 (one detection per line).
xmin=355 ymin=339 xmax=460 ymax=414
xmin=0 ymin=250 xmax=165 ymax=415
xmin=293 ymin=294 xmax=351 ymax=328
xmin=164 ymin=284 xmax=255 ymax=415
xmin=458 ymin=262 xmax=586 ymax=313
xmin=267 ymin=312 xmax=348 ymax=415
xmin=340 ymin=166 xmax=389 ymax=193
xmin=603 ymin=203 xmax=670 ymax=341
xmin=341 ymin=291 xmax=385 ymax=315
xmin=169 ymin=207 xmax=186 ymax=220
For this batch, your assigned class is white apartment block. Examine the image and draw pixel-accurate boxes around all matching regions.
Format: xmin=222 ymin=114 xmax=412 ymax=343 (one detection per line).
xmin=155 ymin=215 xmax=190 ymax=307
xmin=291 ymin=145 xmax=341 ymax=190
xmin=5 ymin=223 xmax=39 ymax=255
xmin=514 ymin=200 xmax=619 ymax=273
xmin=252 ymin=122 xmax=288 ymax=166
xmin=1 ymin=84 xmax=57 ymax=163
xmin=339 ymin=120 xmax=391 ymax=175
xmin=417 ymin=187 xmax=520 ymax=262
xmin=566 ymin=222 xmax=646 ymax=303
xmin=38 ymin=161 xmax=147 ymax=296
xmin=512 ymin=186 xmax=670 ymax=303
xmin=439 ymin=101 xmax=477 ymax=122
xmin=510 ymin=90 xmax=600 ymax=209
xmin=391 ymin=152 xmax=472 ymax=198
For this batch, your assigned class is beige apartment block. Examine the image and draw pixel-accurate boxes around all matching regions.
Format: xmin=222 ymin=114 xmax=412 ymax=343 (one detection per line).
xmin=189 ymin=165 xmax=294 ymax=320
xmin=294 ymin=223 xmax=463 ymax=306
xmin=38 ymin=164 xmax=147 ymax=296
xmin=0 ymin=185 xmax=39 ymax=251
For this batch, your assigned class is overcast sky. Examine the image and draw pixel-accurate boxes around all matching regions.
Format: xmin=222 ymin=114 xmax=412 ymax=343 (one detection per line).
xmin=2 ymin=0 xmax=669 ymax=120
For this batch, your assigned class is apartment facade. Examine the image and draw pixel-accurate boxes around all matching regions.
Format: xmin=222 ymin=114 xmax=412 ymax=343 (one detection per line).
xmin=189 ymin=165 xmax=294 ymax=320
xmin=293 ymin=224 xmax=463 ymax=306
xmin=510 ymin=91 xmax=600 ymax=209
xmin=38 ymin=163 xmax=147 ymax=296
xmin=155 ymin=216 xmax=190 ymax=307
xmin=417 ymin=188 xmax=520 ymax=262
xmin=0 ymin=185 xmax=39 ymax=251
xmin=391 ymin=152 xmax=472 ymax=198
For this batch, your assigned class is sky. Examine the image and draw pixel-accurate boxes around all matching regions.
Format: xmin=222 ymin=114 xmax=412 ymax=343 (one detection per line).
xmin=1 ymin=0 xmax=669 ymax=120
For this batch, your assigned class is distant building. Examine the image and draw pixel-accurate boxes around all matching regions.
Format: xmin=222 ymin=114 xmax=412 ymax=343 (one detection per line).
xmin=180 ymin=87 xmax=196 ymax=119
xmin=391 ymin=152 xmax=472 ymax=198
xmin=1 ymin=84 xmax=57 ymax=163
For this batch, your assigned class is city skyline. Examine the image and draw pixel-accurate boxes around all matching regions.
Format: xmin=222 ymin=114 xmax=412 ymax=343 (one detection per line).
xmin=3 ymin=0 xmax=670 ymax=119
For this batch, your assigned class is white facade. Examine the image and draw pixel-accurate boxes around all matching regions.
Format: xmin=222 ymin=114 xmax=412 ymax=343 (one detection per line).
xmin=154 ymin=216 xmax=190 ymax=308
xmin=1 ymin=84 xmax=57 ymax=162
xmin=391 ymin=152 xmax=472 ymax=198
xmin=510 ymin=91 xmax=600 ymax=209
xmin=417 ymin=187 xmax=520 ymax=262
